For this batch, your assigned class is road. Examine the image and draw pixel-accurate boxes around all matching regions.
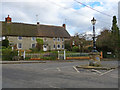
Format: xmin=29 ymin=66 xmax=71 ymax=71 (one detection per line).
xmin=2 ymin=60 xmax=119 ymax=88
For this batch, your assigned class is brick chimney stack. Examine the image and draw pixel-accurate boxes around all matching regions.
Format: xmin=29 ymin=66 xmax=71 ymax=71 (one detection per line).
xmin=5 ymin=15 xmax=12 ymax=23
xmin=62 ymin=24 xmax=66 ymax=29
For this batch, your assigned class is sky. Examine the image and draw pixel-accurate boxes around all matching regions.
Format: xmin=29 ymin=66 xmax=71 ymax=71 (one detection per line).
xmin=0 ymin=0 xmax=120 ymax=36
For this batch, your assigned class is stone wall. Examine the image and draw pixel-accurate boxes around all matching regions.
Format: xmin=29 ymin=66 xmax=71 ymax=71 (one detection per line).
xmin=8 ymin=36 xmax=37 ymax=50
xmin=8 ymin=36 xmax=68 ymax=51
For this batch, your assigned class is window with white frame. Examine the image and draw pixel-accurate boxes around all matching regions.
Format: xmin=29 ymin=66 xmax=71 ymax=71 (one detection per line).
xmin=18 ymin=43 xmax=22 ymax=49
xmin=57 ymin=45 xmax=60 ymax=49
xmin=62 ymin=45 xmax=64 ymax=49
xmin=53 ymin=38 xmax=55 ymax=41
xmin=32 ymin=44 xmax=36 ymax=48
xmin=57 ymin=38 xmax=60 ymax=42
xmin=31 ymin=37 xmax=36 ymax=41
xmin=18 ymin=36 xmax=22 ymax=40
xmin=53 ymin=45 xmax=55 ymax=49
xmin=62 ymin=38 xmax=64 ymax=42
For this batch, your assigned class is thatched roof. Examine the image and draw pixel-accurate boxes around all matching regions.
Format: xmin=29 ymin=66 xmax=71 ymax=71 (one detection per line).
xmin=1 ymin=22 xmax=70 ymax=38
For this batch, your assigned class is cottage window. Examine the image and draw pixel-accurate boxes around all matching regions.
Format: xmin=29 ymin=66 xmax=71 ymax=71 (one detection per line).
xmin=57 ymin=38 xmax=60 ymax=42
xmin=53 ymin=45 xmax=55 ymax=49
xmin=18 ymin=36 xmax=22 ymax=40
xmin=57 ymin=45 xmax=60 ymax=49
xmin=18 ymin=43 xmax=22 ymax=49
xmin=62 ymin=45 xmax=64 ymax=49
xmin=32 ymin=44 xmax=35 ymax=48
xmin=62 ymin=38 xmax=64 ymax=42
xmin=31 ymin=37 xmax=36 ymax=41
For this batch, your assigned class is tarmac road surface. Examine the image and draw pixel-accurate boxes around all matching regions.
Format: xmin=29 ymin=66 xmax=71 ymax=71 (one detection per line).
xmin=2 ymin=60 xmax=119 ymax=88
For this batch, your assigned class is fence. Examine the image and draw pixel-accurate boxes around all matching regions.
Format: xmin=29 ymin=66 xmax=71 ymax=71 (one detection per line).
xmin=66 ymin=53 xmax=90 ymax=60
xmin=20 ymin=51 xmax=102 ymax=60
xmin=66 ymin=53 xmax=89 ymax=57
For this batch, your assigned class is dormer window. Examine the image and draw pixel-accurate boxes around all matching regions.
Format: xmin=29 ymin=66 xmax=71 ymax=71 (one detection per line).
xmin=18 ymin=36 xmax=22 ymax=40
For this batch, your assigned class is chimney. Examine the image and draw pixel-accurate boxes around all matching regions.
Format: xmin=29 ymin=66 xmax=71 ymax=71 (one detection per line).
xmin=37 ymin=22 xmax=40 ymax=25
xmin=5 ymin=15 xmax=12 ymax=23
xmin=62 ymin=24 xmax=66 ymax=29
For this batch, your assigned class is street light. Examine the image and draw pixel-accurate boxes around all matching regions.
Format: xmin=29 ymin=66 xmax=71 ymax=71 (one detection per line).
xmin=91 ymin=17 xmax=97 ymax=52
xmin=89 ymin=17 xmax=101 ymax=66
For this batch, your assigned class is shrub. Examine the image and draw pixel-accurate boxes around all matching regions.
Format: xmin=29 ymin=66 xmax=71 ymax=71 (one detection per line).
xmin=29 ymin=48 xmax=39 ymax=53
xmin=25 ymin=57 xmax=31 ymax=60
xmin=2 ymin=38 xmax=9 ymax=48
xmin=72 ymin=46 xmax=79 ymax=52
xmin=2 ymin=48 xmax=18 ymax=60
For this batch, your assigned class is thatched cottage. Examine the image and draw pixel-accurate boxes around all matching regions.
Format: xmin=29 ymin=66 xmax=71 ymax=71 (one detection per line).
xmin=1 ymin=15 xmax=70 ymax=51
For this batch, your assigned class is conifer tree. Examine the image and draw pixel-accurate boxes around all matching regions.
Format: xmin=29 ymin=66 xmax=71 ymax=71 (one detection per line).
xmin=111 ymin=16 xmax=120 ymax=58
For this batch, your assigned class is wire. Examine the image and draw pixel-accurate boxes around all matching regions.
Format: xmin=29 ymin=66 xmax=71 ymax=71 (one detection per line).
xmin=74 ymin=0 xmax=112 ymax=17
xmin=46 ymin=0 xmax=111 ymax=25
xmin=74 ymin=0 xmax=119 ymax=21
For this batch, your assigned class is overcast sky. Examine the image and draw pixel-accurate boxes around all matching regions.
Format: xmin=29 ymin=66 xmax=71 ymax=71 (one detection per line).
xmin=0 ymin=0 xmax=120 ymax=36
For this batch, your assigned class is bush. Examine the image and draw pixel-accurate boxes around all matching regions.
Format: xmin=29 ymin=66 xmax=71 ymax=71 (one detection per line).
xmin=72 ymin=46 xmax=79 ymax=52
xmin=2 ymin=48 xmax=18 ymax=60
xmin=29 ymin=48 xmax=39 ymax=53
xmin=25 ymin=57 xmax=31 ymax=60
xmin=2 ymin=39 xmax=9 ymax=48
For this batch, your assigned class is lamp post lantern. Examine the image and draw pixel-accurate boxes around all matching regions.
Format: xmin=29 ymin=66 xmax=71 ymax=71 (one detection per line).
xmin=91 ymin=17 xmax=97 ymax=52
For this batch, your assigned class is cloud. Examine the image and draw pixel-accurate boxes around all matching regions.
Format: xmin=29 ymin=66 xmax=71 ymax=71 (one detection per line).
xmin=1 ymin=0 xmax=119 ymax=36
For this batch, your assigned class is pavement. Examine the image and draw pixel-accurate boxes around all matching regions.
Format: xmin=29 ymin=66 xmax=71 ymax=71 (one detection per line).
xmin=0 ymin=60 xmax=46 ymax=64
xmin=0 ymin=60 xmax=82 ymax=64
xmin=1 ymin=60 xmax=119 ymax=88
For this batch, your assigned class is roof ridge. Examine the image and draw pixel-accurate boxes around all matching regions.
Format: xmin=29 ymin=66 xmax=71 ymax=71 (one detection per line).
xmin=2 ymin=21 xmax=64 ymax=28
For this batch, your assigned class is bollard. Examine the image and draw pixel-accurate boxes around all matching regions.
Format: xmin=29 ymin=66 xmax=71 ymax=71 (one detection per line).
xmin=23 ymin=50 xmax=25 ymax=59
xmin=18 ymin=50 xmax=19 ymax=56
xmin=64 ymin=50 xmax=66 ymax=60
xmin=58 ymin=51 xmax=59 ymax=60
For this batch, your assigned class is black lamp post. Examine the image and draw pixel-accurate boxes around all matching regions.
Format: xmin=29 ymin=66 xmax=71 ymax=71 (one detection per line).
xmin=91 ymin=17 xmax=97 ymax=52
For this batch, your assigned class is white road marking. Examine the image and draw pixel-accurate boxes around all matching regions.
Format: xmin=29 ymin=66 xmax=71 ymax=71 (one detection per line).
xmin=91 ymin=69 xmax=102 ymax=74
xmin=73 ymin=66 xmax=80 ymax=73
xmin=57 ymin=67 xmax=61 ymax=71
xmin=44 ymin=66 xmax=72 ymax=70
xmin=49 ymin=85 xmax=60 ymax=88
xmin=100 ymin=69 xmax=114 ymax=76
xmin=92 ymin=72 xmax=97 ymax=74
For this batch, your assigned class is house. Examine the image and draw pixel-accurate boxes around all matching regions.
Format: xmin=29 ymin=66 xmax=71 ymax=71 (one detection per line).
xmin=1 ymin=15 xmax=70 ymax=51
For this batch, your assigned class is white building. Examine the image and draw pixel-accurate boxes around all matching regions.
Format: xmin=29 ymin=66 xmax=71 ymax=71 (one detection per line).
xmin=118 ymin=1 xmax=120 ymax=28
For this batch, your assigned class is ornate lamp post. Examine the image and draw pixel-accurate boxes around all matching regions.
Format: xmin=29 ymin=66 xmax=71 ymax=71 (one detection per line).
xmin=91 ymin=17 xmax=97 ymax=52
xmin=89 ymin=17 xmax=101 ymax=66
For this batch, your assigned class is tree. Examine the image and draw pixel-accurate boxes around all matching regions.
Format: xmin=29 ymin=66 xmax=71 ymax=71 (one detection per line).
xmin=65 ymin=33 xmax=93 ymax=52
xmin=65 ymin=40 xmax=72 ymax=51
xmin=2 ymin=38 xmax=9 ymax=48
xmin=111 ymin=16 xmax=120 ymax=58
xmin=36 ymin=38 xmax=43 ymax=51
xmin=96 ymin=29 xmax=114 ymax=58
